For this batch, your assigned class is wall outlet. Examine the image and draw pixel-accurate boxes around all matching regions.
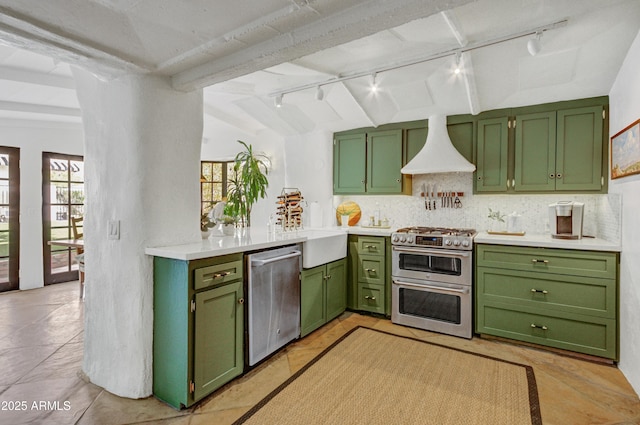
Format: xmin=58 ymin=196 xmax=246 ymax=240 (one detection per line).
xmin=108 ymin=220 xmax=120 ymax=240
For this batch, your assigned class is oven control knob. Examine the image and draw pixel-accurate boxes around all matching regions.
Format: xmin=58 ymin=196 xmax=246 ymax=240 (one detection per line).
xmin=445 ymin=240 xmax=452 ymax=246
xmin=453 ymin=240 xmax=461 ymax=246
xmin=407 ymin=236 xmax=414 ymax=244
xmin=400 ymin=236 xmax=407 ymax=243
xmin=392 ymin=235 xmax=399 ymax=243
xmin=462 ymin=240 xmax=470 ymax=247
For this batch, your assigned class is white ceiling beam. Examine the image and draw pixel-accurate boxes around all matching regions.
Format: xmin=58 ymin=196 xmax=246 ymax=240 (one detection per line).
xmin=172 ymin=0 xmax=475 ymax=91
xmin=0 ymin=65 xmax=75 ymax=89
xmin=441 ymin=10 xmax=480 ymax=115
xmin=0 ymin=100 xmax=81 ymax=116
xmin=0 ymin=7 xmax=152 ymax=77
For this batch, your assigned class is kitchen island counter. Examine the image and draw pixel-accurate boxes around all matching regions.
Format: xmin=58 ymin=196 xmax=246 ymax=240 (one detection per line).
xmin=145 ymin=228 xmax=348 ymax=261
xmin=474 ymin=232 xmax=621 ymax=252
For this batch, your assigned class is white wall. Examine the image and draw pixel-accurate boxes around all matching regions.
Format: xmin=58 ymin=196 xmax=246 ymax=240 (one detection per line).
xmin=609 ymin=29 xmax=640 ymax=396
xmin=201 ymin=118 xmax=285 ymax=228
xmin=0 ymin=119 xmax=84 ymax=290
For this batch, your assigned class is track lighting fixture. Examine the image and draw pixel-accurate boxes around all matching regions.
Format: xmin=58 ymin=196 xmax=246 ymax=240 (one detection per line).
xmin=268 ymin=19 xmax=566 ymax=102
xmin=527 ymin=31 xmax=542 ymax=56
xmin=370 ymin=73 xmax=378 ymax=93
xmin=453 ymin=52 xmax=462 ymax=75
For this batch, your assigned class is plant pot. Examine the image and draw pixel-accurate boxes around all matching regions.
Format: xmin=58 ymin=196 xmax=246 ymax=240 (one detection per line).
xmin=201 ymin=229 xmax=211 ymax=239
xmin=222 ymin=224 xmax=235 ymax=236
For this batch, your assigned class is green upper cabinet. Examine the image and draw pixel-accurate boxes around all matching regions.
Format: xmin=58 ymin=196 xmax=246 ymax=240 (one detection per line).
xmin=514 ymin=111 xmax=557 ymax=192
xmin=333 ymin=132 xmax=366 ymax=194
xmin=403 ymin=125 xmax=428 ymax=164
xmin=474 ymin=97 xmax=608 ymax=194
xmin=476 ymin=117 xmax=509 ymax=192
xmin=555 ymin=106 xmax=604 ymax=191
xmin=367 ymin=129 xmax=403 ymax=193
xmin=333 ymin=128 xmax=403 ymax=194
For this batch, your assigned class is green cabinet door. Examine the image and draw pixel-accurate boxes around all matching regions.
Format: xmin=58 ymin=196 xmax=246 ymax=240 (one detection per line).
xmin=403 ymin=125 xmax=427 ymax=164
xmin=447 ymin=118 xmax=474 ymax=164
xmin=301 ymin=265 xmax=326 ymax=337
xmin=476 ymin=117 xmax=509 ymax=192
xmin=556 ymin=106 xmax=604 ymax=191
xmin=367 ymin=129 xmax=403 ymax=193
xmin=333 ymin=132 xmax=366 ymax=194
xmin=326 ymin=258 xmax=347 ymax=322
xmin=514 ymin=111 xmax=556 ymax=191
xmin=193 ymin=280 xmax=243 ymax=402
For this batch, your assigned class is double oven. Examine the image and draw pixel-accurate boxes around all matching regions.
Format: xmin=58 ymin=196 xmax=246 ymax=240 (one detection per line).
xmin=391 ymin=227 xmax=476 ymax=339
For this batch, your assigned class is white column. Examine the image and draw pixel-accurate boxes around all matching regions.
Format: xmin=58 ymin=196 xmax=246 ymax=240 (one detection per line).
xmin=72 ymin=69 xmax=203 ymax=398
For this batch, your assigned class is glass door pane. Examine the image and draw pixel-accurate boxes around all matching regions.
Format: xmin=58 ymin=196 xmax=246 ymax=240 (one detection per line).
xmin=43 ymin=152 xmax=84 ymax=285
xmin=0 ymin=148 xmax=19 ymax=292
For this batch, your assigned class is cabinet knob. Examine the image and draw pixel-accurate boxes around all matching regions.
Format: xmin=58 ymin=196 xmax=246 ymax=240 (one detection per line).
xmin=238 ymin=298 xmax=245 ymax=304
xmin=477 ymin=176 xmax=482 ymax=180
xmin=556 ymin=173 xmax=562 ymax=179
xmin=549 ymin=173 xmax=556 ymax=179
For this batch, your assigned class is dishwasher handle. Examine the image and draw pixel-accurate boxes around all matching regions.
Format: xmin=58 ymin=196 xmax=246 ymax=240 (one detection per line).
xmin=251 ymin=250 xmax=301 ymax=266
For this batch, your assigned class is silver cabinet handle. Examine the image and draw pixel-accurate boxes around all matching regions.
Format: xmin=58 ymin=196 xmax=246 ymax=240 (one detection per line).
xmin=251 ymin=250 xmax=301 ymax=266
xmin=531 ymin=323 xmax=548 ymax=330
xmin=364 ymin=295 xmax=376 ymax=301
xmin=531 ymin=289 xmax=548 ymax=294
xmin=212 ymin=271 xmax=231 ymax=279
xmin=531 ymin=259 xmax=549 ymax=264
xmin=365 ymin=268 xmax=376 ymax=273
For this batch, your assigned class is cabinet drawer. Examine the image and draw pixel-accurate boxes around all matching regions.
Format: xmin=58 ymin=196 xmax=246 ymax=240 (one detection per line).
xmin=476 ymin=244 xmax=618 ymax=279
xmin=356 ymin=237 xmax=385 ymax=256
xmin=358 ymin=284 xmax=385 ymax=314
xmin=194 ymin=260 xmax=243 ymax=290
xmin=478 ymin=303 xmax=617 ymax=359
xmin=476 ymin=267 xmax=616 ymax=318
xmin=358 ymin=255 xmax=385 ymax=285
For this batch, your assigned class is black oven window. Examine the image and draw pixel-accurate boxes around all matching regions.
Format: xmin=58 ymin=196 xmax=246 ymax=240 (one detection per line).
xmin=399 ymin=288 xmax=461 ymax=324
xmin=400 ymin=254 xmax=461 ymax=276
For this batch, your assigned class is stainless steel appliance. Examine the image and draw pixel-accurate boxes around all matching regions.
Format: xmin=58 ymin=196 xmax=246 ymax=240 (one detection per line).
xmin=549 ymin=201 xmax=584 ymax=239
xmin=247 ymin=244 xmax=302 ymax=366
xmin=391 ymin=227 xmax=476 ymax=339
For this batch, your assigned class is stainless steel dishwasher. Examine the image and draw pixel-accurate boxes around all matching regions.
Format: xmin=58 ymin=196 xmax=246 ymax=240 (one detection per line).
xmin=247 ymin=244 xmax=302 ymax=366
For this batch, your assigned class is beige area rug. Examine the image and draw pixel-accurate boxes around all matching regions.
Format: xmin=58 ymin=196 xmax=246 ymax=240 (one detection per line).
xmin=234 ymin=327 xmax=541 ymax=425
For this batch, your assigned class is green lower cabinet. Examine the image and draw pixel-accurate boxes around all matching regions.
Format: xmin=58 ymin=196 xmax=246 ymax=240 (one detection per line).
xmin=475 ymin=244 xmax=619 ymax=360
xmin=301 ymin=258 xmax=347 ymax=337
xmin=347 ymin=234 xmax=390 ymax=316
xmin=358 ymin=283 xmax=385 ymax=314
xmin=193 ymin=281 xmax=244 ymax=402
xmin=153 ymin=253 xmax=244 ymax=409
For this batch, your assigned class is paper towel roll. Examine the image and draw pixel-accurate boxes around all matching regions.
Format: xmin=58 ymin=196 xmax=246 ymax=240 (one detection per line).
xmin=309 ymin=201 xmax=322 ymax=228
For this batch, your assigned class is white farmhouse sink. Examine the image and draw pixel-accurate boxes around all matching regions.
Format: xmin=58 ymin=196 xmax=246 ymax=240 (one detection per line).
xmin=300 ymin=229 xmax=348 ymax=269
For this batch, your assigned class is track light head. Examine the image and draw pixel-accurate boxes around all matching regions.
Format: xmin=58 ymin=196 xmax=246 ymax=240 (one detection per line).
xmin=527 ymin=31 xmax=542 ymax=56
xmin=315 ymin=86 xmax=324 ymax=101
xmin=275 ymin=94 xmax=283 ymax=108
xmin=370 ymin=73 xmax=378 ymax=93
xmin=453 ymin=52 xmax=462 ymax=75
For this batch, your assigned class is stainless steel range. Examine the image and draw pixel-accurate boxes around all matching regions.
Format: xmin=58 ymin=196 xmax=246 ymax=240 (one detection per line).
xmin=391 ymin=227 xmax=476 ymax=339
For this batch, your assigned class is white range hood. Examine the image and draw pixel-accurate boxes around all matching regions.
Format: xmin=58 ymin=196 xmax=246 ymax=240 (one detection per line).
xmin=401 ymin=115 xmax=476 ymax=174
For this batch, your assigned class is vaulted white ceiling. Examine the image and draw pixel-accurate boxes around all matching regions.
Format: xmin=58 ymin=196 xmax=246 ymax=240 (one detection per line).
xmin=0 ymin=0 xmax=639 ymax=134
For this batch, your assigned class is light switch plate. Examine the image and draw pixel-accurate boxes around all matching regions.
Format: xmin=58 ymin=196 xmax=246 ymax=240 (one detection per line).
xmin=108 ymin=220 xmax=120 ymax=240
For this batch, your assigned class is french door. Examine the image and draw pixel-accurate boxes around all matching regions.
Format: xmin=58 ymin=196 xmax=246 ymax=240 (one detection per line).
xmin=42 ymin=152 xmax=84 ymax=285
xmin=0 ymin=147 xmax=20 ymax=292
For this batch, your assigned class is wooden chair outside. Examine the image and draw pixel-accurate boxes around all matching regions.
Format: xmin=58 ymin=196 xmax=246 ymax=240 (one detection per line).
xmin=71 ymin=216 xmax=85 ymax=298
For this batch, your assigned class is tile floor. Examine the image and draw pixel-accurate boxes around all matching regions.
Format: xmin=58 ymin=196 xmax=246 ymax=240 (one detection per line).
xmin=0 ymin=281 xmax=639 ymax=424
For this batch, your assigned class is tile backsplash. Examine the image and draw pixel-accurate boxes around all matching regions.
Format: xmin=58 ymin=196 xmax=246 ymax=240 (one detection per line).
xmin=334 ymin=172 xmax=621 ymax=244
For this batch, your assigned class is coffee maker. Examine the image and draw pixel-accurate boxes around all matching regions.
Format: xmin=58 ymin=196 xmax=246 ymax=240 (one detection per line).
xmin=549 ymin=201 xmax=584 ymax=239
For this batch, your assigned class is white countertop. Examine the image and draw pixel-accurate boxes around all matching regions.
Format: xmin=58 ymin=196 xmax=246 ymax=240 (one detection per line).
xmin=474 ymin=231 xmax=621 ymax=252
xmin=145 ymin=227 xmax=349 ymax=261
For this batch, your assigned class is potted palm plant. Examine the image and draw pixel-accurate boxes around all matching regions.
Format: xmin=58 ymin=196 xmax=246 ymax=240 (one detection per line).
xmin=225 ymin=140 xmax=269 ymax=227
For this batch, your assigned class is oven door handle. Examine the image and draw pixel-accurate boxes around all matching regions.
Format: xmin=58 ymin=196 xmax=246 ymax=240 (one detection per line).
xmin=392 ymin=246 xmax=470 ymax=258
xmin=393 ymin=279 xmax=469 ymax=295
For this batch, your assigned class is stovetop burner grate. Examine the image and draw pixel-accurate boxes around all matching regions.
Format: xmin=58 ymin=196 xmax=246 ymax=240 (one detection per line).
xmin=395 ymin=226 xmax=477 ymax=237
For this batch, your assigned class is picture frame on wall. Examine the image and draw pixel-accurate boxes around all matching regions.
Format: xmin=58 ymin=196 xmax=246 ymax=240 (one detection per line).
xmin=611 ymin=118 xmax=640 ymax=179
